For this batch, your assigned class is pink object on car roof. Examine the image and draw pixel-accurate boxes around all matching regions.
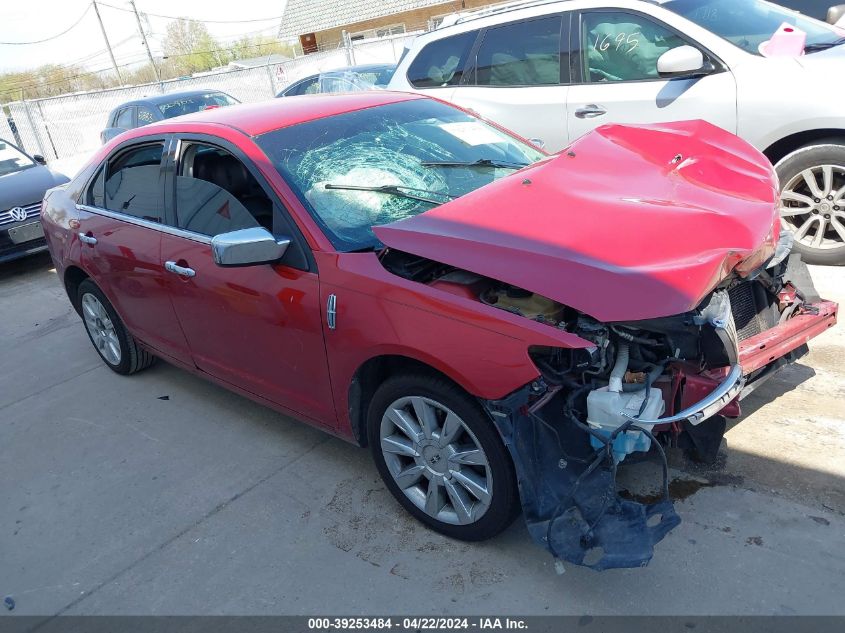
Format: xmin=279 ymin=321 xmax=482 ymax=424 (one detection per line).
xmin=759 ymin=23 xmax=806 ymax=57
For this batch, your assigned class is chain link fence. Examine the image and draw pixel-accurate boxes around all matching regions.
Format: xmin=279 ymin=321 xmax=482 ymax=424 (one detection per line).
xmin=2 ymin=32 xmax=415 ymax=170
xmin=0 ymin=114 xmax=15 ymax=147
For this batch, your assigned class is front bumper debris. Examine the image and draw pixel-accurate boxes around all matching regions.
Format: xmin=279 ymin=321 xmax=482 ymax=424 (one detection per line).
xmin=485 ymin=388 xmax=680 ymax=571
xmin=623 ymin=364 xmax=744 ymax=426
xmin=485 ymin=301 xmax=836 ymax=571
xmin=738 ymin=300 xmax=836 ymax=374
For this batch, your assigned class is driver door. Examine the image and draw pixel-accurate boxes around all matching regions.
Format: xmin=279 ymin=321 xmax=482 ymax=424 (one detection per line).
xmin=567 ymin=9 xmax=737 ymax=142
xmin=158 ymin=138 xmax=336 ymax=428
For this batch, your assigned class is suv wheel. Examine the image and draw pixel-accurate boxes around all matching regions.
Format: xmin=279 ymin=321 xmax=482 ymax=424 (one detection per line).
xmin=77 ymin=279 xmax=155 ymax=375
xmin=368 ymin=373 xmax=520 ymax=541
xmin=776 ymin=143 xmax=845 ymax=265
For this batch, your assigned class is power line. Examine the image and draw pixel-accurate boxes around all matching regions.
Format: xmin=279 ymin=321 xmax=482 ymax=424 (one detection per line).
xmin=0 ymin=22 xmax=280 ymax=92
xmin=97 ymin=1 xmax=284 ymax=24
xmin=0 ymin=37 xmax=291 ymax=97
xmin=0 ymin=3 xmax=93 ymax=45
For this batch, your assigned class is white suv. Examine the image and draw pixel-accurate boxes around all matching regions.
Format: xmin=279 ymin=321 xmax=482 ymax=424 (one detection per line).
xmin=388 ymin=0 xmax=845 ymax=265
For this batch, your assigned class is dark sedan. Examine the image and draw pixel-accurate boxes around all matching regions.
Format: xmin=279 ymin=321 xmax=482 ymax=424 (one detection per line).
xmin=0 ymin=139 xmax=68 ymax=263
xmin=100 ymin=90 xmax=239 ymax=144
xmin=277 ymin=63 xmax=396 ymax=97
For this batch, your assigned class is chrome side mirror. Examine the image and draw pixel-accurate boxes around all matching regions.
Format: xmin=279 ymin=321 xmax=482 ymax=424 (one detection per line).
xmin=211 ymin=227 xmax=290 ymax=267
xmin=657 ymin=45 xmax=708 ymax=78
xmin=828 ymin=4 xmax=845 ymax=25
xmin=528 ymin=138 xmax=546 ymax=150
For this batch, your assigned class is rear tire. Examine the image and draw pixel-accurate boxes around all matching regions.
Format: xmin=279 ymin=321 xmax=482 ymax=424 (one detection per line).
xmin=77 ymin=279 xmax=155 ymax=375
xmin=367 ymin=373 xmax=520 ymax=542
xmin=775 ymin=143 xmax=845 ymax=266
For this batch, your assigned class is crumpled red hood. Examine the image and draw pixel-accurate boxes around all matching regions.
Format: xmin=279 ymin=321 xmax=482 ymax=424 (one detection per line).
xmin=374 ymin=120 xmax=780 ymax=322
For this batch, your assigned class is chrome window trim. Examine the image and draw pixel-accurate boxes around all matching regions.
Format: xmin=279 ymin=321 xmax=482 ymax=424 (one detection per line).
xmin=76 ymin=203 xmax=212 ymax=245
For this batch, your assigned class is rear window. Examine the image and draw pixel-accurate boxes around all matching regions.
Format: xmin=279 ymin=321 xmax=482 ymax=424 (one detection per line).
xmin=158 ymin=93 xmax=238 ymax=119
xmin=407 ymin=31 xmax=477 ymax=88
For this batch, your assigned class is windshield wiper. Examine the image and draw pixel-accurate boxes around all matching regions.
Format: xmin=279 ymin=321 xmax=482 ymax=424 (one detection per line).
xmin=421 ymin=158 xmax=529 ymax=170
xmin=804 ymin=37 xmax=845 ymax=53
xmin=323 ymin=183 xmax=455 ymax=205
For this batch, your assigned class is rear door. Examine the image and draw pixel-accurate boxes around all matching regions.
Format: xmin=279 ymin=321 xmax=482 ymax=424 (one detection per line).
xmin=567 ymin=8 xmax=737 ymax=142
xmin=448 ymin=13 xmax=571 ymax=152
xmin=158 ymin=137 xmax=336 ymax=427
xmin=77 ymin=138 xmax=192 ymax=364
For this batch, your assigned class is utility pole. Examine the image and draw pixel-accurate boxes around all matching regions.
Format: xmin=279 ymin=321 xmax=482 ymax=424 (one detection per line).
xmin=92 ymin=0 xmax=123 ymax=84
xmin=129 ymin=0 xmax=160 ymax=85
xmin=129 ymin=0 xmax=161 ymax=85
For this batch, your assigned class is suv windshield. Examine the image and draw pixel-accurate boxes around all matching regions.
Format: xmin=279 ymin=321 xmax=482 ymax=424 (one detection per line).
xmin=158 ymin=92 xmax=238 ymax=119
xmin=0 ymin=140 xmax=35 ymax=177
xmin=662 ymin=0 xmax=844 ymax=54
xmin=256 ymin=99 xmax=545 ymax=251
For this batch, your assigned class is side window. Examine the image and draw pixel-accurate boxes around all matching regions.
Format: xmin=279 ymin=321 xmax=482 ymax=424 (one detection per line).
xmin=137 ymin=107 xmax=157 ymax=125
xmin=581 ymin=11 xmax=688 ymax=82
xmin=101 ymin=142 xmax=165 ymax=221
xmin=175 ymin=143 xmax=274 ymax=237
xmin=283 ymin=77 xmax=319 ymax=96
xmin=87 ymin=165 xmax=105 ymax=208
xmin=115 ymin=108 xmax=134 ymax=129
xmin=407 ymin=31 xmax=477 ymax=88
xmin=475 ymin=17 xmax=562 ymax=86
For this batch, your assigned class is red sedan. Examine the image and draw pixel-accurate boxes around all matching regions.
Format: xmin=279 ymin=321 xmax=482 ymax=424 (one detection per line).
xmin=40 ymin=92 xmax=837 ymax=570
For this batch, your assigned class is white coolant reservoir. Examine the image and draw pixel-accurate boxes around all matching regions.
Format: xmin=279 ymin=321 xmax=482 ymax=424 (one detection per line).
xmin=586 ymin=387 xmax=665 ymax=462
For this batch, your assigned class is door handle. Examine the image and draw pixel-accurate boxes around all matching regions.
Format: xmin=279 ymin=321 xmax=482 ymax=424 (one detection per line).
xmin=164 ymin=261 xmax=196 ymax=278
xmin=574 ymin=104 xmax=607 ymax=119
xmin=78 ymin=232 xmax=97 ymax=246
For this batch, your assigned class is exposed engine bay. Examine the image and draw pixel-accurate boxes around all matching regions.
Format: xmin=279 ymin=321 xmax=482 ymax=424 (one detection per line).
xmin=379 ymin=236 xmax=822 ymax=569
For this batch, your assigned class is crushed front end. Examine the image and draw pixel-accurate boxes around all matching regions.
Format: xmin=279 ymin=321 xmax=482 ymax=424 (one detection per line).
xmin=482 ymin=250 xmax=836 ymax=570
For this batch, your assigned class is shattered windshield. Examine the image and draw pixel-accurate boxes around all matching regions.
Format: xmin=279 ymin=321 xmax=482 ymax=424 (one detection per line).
xmin=661 ymin=0 xmax=844 ymax=54
xmin=256 ymin=99 xmax=545 ymax=251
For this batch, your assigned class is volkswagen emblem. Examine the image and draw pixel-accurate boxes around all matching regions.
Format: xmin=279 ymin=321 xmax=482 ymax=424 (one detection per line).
xmin=9 ymin=207 xmax=27 ymax=222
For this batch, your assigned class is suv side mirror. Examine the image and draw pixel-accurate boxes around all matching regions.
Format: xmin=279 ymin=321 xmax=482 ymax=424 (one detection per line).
xmin=657 ymin=45 xmax=710 ymax=78
xmin=827 ymin=4 xmax=845 ymax=24
xmin=211 ymin=227 xmax=290 ymax=267
xmin=33 ymin=154 xmax=47 ymax=165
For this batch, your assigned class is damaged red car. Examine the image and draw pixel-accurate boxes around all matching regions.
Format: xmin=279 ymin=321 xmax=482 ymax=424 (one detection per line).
xmin=40 ymin=93 xmax=837 ymax=570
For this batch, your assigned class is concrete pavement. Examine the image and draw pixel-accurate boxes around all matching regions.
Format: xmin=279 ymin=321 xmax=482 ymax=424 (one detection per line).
xmin=1 ymin=253 xmax=844 ymax=615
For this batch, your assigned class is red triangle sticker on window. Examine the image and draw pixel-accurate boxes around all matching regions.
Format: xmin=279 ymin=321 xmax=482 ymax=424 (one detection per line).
xmin=218 ymin=200 xmax=231 ymax=219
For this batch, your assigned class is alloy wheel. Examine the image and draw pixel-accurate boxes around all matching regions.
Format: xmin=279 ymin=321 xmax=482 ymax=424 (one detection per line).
xmin=379 ymin=396 xmax=492 ymax=525
xmin=779 ymin=164 xmax=845 ymax=250
xmin=81 ymin=292 xmax=122 ymax=365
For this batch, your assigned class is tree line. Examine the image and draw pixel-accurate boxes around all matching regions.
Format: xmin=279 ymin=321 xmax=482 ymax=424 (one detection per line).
xmin=0 ymin=19 xmax=295 ymax=103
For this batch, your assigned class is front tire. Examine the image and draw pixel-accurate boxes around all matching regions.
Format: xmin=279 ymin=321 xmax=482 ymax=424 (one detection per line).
xmin=77 ymin=279 xmax=155 ymax=375
xmin=775 ymin=143 xmax=845 ymax=265
xmin=367 ymin=373 xmax=520 ymax=541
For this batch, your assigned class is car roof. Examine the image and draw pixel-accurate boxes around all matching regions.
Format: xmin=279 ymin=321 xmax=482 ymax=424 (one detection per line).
xmin=114 ymin=89 xmax=233 ymax=109
xmin=292 ymin=63 xmax=396 ymax=83
xmin=143 ymin=91 xmax=424 ymax=137
xmin=347 ymin=63 xmax=396 ymax=71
